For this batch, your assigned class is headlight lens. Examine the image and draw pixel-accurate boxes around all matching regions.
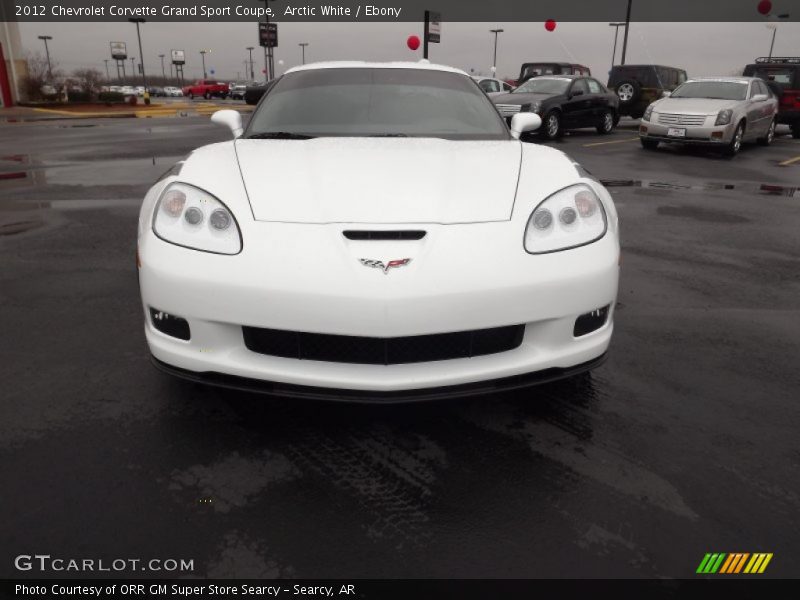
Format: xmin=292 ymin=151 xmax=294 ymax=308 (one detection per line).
xmin=715 ymin=109 xmax=733 ymax=126
xmin=153 ymin=182 xmax=242 ymax=254
xmin=524 ymin=184 xmax=607 ymax=254
xmin=642 ymin=104 xmax=654 ymax=122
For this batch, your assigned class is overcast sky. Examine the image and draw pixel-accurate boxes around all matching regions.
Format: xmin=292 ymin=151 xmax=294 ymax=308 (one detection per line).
xmin=17 ymin=21 xmax=800 ymax=82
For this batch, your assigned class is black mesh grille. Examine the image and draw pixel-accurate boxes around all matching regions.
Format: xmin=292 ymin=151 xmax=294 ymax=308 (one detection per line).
xmin=242 ymin=325 xmax=525 ymax=365
xmin=343 ymin=230 xmax=426 ymax=241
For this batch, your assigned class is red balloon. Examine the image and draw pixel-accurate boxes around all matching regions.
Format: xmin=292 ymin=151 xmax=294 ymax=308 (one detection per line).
xmin=545 ymin=19 xmax=557 ymax=32
xmin=407 ymin=35 xmax=420 ymax=51
xmin=757 ymin=0 xmax=772 ymax=15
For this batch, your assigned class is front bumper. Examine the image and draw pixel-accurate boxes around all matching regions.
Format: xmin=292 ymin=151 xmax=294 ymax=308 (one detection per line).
xmin=139 ymin=220 xmax=619 ymax=393
xmin=639 ymin=119 xmax=734 ymax=145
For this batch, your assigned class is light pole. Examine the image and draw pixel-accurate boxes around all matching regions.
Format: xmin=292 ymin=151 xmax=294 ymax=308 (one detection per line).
xmin=130 ymin=57 xmax=136 ymax=81
xmin=37 ymin=35 xmax=53 ymax=80
xmin=767 ymin=14 xmax=791 ymax=59
xmin=620 ymin=0 xmax=633 ymax=65
xmin=129 ymin=18 xmax=149 ymax=103
xmin=246 ymin=46 xmax=255 ymax=80
xmin=158 ymin=54 xmax=166 ymax=79
xmin=200 ymin=50 xmax=209 ymax=79
xmin=609 ymin=23 xmax=625 ymax=67
xmin=103 ymin=59 xmax=110 ymax=81
xmin=489 ymin=29 xmax=503 ymax=77
xmin=299 ymin=42 xmax=309 ymax=65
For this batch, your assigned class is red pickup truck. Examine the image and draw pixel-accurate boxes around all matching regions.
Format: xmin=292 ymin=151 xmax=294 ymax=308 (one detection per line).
xmin=182 ymin=80 xmax=229 ymax=99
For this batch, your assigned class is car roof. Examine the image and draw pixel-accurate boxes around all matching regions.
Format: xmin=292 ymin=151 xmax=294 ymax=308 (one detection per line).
xmin=521 ymin=62 xmax=584 ymax=67
xmin=613 ymin=64 xmax=684 ymax=71
xmin=285 ymin=60 xmax=467 ymax=76
xmin=687 ymin=76 xmax=757 ymax=83
xmin=526 ymin=74 xmax=582 ymax=80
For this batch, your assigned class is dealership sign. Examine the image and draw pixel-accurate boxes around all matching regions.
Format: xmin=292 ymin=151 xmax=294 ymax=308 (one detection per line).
xmin=427 ymin=11 xmax=441 ymax=43
xmin=110 ymin=41 xmax=127 ymax=60
xmin=258 ymin=22 xmax=278 ymax=48
xmin=171 ymin=49 xmax=185 ymax=65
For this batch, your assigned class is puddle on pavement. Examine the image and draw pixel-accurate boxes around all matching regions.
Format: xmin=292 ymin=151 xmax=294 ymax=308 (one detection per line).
xmin=601 ymin=179 xmax=800 ymax=197
xmin=0 ymin=153 xmax=184 ymax=188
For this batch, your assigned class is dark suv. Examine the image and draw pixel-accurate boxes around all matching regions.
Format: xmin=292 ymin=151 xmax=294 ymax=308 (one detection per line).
xmin=608 ymin=65 xmax=687 ymax=119
xmin=516 ymin=62 xmax=591 ymax=85
xmin=743 ymin=57 xmax=800 ymax=139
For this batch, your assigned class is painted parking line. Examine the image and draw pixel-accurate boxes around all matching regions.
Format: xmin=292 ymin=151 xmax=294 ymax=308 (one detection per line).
xmin=778 ymin=155 xmax=800 ymax=166
xmin=582 ymin=137 xmax=640 ymax=148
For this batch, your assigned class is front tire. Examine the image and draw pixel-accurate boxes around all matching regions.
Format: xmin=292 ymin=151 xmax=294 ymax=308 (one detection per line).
xmin=540 ymin=111 xmax=562 ymax=140
xmin=596 ymin=110 xmax=615 ymax=134
xmin=723 ymin=122 xmax=745 ymax=157
xmin=757 ymin=119 xmax=776 ymax=146
xmin=640 ymin=138 xmax=659 ymax=150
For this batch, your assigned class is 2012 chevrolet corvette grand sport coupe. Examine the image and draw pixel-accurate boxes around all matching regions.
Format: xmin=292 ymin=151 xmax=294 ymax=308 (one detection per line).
xmin=137 ymin=61 xmax=620 ymax=402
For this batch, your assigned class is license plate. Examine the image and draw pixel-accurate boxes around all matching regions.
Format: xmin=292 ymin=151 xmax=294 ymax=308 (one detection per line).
xmin=667 ymin=128 xmax=686 ymax=137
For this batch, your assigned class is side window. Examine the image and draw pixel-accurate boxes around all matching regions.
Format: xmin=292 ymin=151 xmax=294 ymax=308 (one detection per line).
xmin=478 ymin=80 xmax=493 ymax=93
xmin=570 ymin=79 xmax=590 ymax=95
xmin=502 ymin=82 xmax=513 ymax=91
xmin=677 ymin=71 xmax=687 ymax=84
xmin=586 ymin=79 xmax=603 ymax=94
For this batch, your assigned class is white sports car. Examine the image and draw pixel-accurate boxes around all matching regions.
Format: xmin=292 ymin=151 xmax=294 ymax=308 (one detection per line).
xmin=137 ymin=61 xmax=620 ymax=401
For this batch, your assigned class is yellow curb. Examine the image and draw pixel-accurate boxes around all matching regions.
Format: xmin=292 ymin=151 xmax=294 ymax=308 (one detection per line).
xmin=582 ymin=137 xmax=640 ymax=148
xmin=778 ymin=155 xmax=800 ymax=166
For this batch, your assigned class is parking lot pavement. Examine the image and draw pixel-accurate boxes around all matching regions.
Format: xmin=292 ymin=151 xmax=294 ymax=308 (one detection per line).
xmin=1 ymin=118 xmax=798 ymax=578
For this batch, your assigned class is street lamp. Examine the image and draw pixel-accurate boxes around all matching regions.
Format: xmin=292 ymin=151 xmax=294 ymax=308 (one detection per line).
xmin=37 ymin=35 xmax=53 ymax=80
xmin=130 ymin=57 xmax=136 ymax=80
xmin=246 ymin=46 xmax=255 ymax=80
xmin=620 ymin=0 xmax=633 ymax=65
xmin=489 ymin=29 xmax=503 ymax=77
xmin=609 ymin=23 xmax=625 ymax=67
xmin=299 ymin=42 xmax=309 ymax=65
xmin=129 ymin=18 xmax=149 ymax=103
xmin=200 ymin=50 xmax=209 ymax=79
xmin=158 ymin=54 xmax=166 ymax=79
xmin=766 ymin=14 xmax=791 ymax=59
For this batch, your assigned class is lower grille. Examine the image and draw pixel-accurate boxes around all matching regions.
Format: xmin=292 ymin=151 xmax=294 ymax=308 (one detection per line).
xmin=243 ymin=325 xmax=525 ymax=365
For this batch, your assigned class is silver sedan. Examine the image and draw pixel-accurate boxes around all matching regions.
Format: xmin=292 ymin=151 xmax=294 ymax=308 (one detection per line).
xmin=639 ymin=77 xmax=779 ymax=156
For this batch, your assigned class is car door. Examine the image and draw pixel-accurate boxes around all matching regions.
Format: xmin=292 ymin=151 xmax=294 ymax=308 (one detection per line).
xmin=562 ymin=79 xmax=592 ymax=127
xmin=586 ymin=78 xmax=610 ymax=121
xmin=746 ymin=80 xmax=769 ymax=138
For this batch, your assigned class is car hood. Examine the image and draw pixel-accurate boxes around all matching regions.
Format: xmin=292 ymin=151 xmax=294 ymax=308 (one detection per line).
xmin=492 ymin=92 xmax=558 ymax=104
xmin=234 ymin=138 xmax=522 ymax=224
xmin=655 ymin=97 xmax=742 ymax=115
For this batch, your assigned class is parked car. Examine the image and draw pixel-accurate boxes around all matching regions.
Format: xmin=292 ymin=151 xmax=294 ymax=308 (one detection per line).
xmin=138 ymin=61 xmax=619 ymax=401
xmin=639 ymin=77 xmax=778 ymax=156
xmin=163 ymin=86 xmax=183 ymax=97
xmin=182 ymin=80 xmax=229 ymax=99
xmin=148 ymin=86 xmax=165 ymax=97
xmin=743 ymin=57 xmax=800 ymax=139
xmin=493 ymin=75 xmax=619 ymax=139
xmin=229 ymin=82 xmax=250 ymax=100
xmin=244 ymin=80 xmax=277 ymax=105
xmin=120 ymin=86 xmax=136 ymax=96
xmin=135 ymin=86 xmax=146 ymax=96
xmin=471 ymin=76 xmax=514 ymax=96
xmin=608 ymin=64 xmax=687 ymax=119
xmin=515 ymin=62 xmax=591 ymax=86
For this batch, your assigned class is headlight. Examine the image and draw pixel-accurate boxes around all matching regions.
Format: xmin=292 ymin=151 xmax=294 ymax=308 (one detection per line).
xmin=152 ymin=182 xmax=242 ymax=255
xmin=642 ymin=104 xmax=654 ymax=122
xmin=528 ymin=101 xmax=541 ymax=113
xmin=524 ymin=184 xmax=607 ymax=254
xmin=715 ymin=109 xmax=733 ymax=126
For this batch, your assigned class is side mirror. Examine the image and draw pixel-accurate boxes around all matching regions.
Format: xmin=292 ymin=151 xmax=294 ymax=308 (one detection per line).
xmin=211 ymin=109 xmax=243 ymax=138
xmin=510 ymin=112 xmax=542 ymax=139
xmin=751 ymin=93 xmax=768 ymax=102
xmin=570 ymin=89 xmax=584 ymax=98
xmin=661 ymin=90 xmax=671 ymax=98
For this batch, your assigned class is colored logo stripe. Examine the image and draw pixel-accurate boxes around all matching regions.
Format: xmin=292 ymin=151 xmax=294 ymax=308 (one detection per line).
xmin=698 ymin=552 xmax=773 ymax=574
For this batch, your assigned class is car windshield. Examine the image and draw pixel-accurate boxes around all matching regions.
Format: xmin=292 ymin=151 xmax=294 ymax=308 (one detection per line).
xmin=671 ymin=81 xmax=748 ymax=100
xmin=245 ymin=68 xmax=509 ymax=140
xmin=514 ymin=78 xmax=571 ymax=95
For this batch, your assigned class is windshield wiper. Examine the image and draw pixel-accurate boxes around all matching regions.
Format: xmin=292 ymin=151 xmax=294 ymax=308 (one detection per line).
xmin=245 ymin=132 xmax=315 ymax=139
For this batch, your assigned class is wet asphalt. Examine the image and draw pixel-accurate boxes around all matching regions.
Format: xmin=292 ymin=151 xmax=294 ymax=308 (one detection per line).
xmin=1 ymin=116 xmax=799 ymax=579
